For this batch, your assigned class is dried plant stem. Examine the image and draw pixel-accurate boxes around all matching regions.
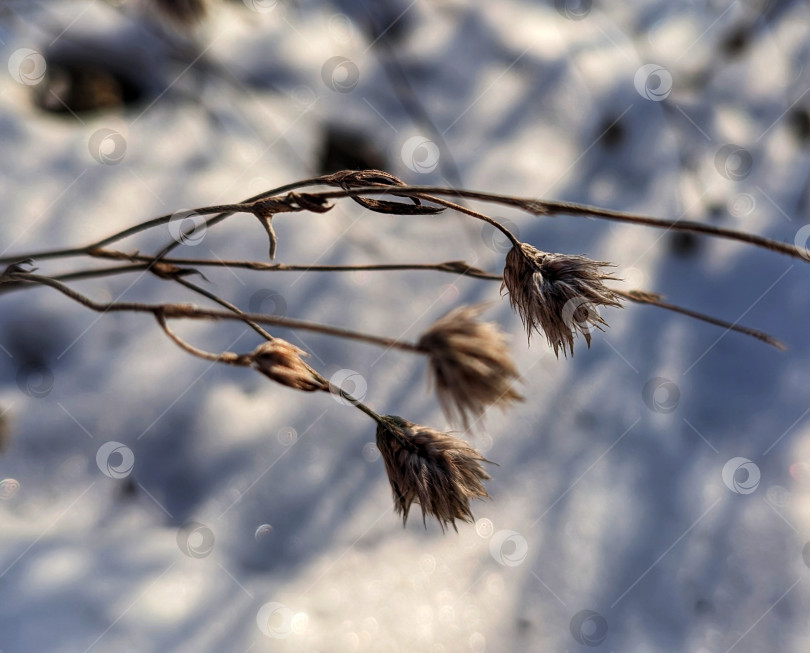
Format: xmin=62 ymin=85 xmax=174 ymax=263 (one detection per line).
xmin=156 ymin=297 xmax=382 ymax=421
xmin=413 ymin=193 xmax=521 ymax=248
xmin=155 ymin=312 xmax=248 ymax=364
xmin=9 ymin=272 xmax=426 ymax=354
xmin=0 ymin=259 xmax=498 ymax=295
xmin=163 ymin=272 xmax=384 ymax=420
xmin=173 ymin=276 xmax=275 ymax=342
xmin=6 ymin=170 xmax=793 ymax=532
xmin=80 ymin=253 xmax=501 ymax=279
xmin=614 ymin=289 xmax=786 ymax=350
xmin=149 ymin=175 xmax=342 ymax=262
xmin=0 ymin=204 xmax=249 ymax=265
xmin=344 ymin=397 xmax=386 ymax=424
xmin=18 ymin=266 xmax=387 ymax=423
xmin=1 ymin=256 xmax=781 ymax=348
xmin=0 ymin=171 xmax=789 ymax=353
xmin=309 ymin=186 xmax=809 ymax=263
xmin=6 ymin=181 xmax=804 ymax=268
xmin=0 ymin=177 xmax=333 ymax=266
xmin=16 ymin=263 xmax=150 ymax=286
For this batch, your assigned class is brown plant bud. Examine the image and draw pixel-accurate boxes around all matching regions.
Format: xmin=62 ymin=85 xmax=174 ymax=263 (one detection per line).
xmin=418 ymin=305 xmax=522 ymax=429
xmin=501 ymin=242 xmax=622 ymax=357
xmin=375 ymin=415 xmax=491 ymax=532
xmin=249 ymin=339 xmax=327 ymax=392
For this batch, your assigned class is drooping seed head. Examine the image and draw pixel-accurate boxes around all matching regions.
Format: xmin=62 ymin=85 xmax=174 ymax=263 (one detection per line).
xmin=375 ymin=415 xmax=491 ymax=532
xmin=418 ymin=304 xmax=522 ymax=429
xmin=501 ymin=242 xmax=622 ymax=356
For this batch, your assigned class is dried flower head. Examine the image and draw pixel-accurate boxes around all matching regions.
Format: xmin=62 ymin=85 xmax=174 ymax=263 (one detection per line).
xmin=417 ymin=305 xmax=522 ymax=429
xmin=375 ymin=415 xmax=491 ymax=531
xmin=250 ymin=339 xmax=327 ymax=392
xmin=501 ymin=242 xmax=622 ymax=357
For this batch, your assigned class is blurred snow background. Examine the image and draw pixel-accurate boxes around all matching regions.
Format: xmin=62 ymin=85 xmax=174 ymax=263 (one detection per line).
xmin=1 ymin=0 xmax=810 ymax=651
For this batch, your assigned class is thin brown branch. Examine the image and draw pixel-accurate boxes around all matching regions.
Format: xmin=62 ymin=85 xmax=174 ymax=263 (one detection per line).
xmin=4 ymin=180 xmax=804 ymax=269
xmin=0 ymin=177 xmax=333 ymax=266
xmin=91 ymin=251 xmax=500 ymax=278
xmin=155 ymin=312 xmax=249 ymax=364
xmin=0 ymin=172 xmax=789 ymax=352
xmin=159 ymin=271 xmax=384 ymax=422
xmin=0 ymin=204 xmax=250 ymax=265
xmin=1 ymin=254 xmax=781 ymax=349
xmin=414 ymin=193 xmax=521 ymax=248
xmin=615 ymin=289 xmax=786 ymax=350
xmin=4 ymin=269 xmax=391 ymax=424
xmin=172 ymin=276 xmax=275 ymax=342
xmin=10 ymin=272 xmax=425 ymax=354
xmin=152 ymin=177 xmax=335 ymax=261
xmin=304 ymin=186 xmax=809 ymax=263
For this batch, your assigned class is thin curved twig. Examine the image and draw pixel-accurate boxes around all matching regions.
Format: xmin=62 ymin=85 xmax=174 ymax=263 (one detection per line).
xmin=155 ymin=312 xmax=249 ymax=364
xmin=614 ymin=289 xmax=785 ymax=350
xmin=1 ymin=256 xmax=782 ymax=348
xmin=11 ymin=272 xmax=426 ymax=354
xmin=302 ymin=186 xmax=809 ymax=263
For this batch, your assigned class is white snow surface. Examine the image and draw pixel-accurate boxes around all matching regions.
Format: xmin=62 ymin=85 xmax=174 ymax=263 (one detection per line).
xmin=2 ymin=1 xmax=810 ymax=651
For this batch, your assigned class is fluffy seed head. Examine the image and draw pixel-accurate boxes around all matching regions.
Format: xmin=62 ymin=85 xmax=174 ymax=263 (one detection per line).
xmin=501 ymin=242 xmax=622 ymax=357
xmin=418 ymin=304 xmax=522 ymax=429
xmin=250 ymin=339 xmax=327 ymax=392
xmin=375 ymin=415 xmax=491 ymax=532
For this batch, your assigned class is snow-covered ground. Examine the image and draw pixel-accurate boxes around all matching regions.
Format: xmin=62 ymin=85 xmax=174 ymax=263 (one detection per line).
xmin=2 ymin=0 xmax=810 ymax=651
